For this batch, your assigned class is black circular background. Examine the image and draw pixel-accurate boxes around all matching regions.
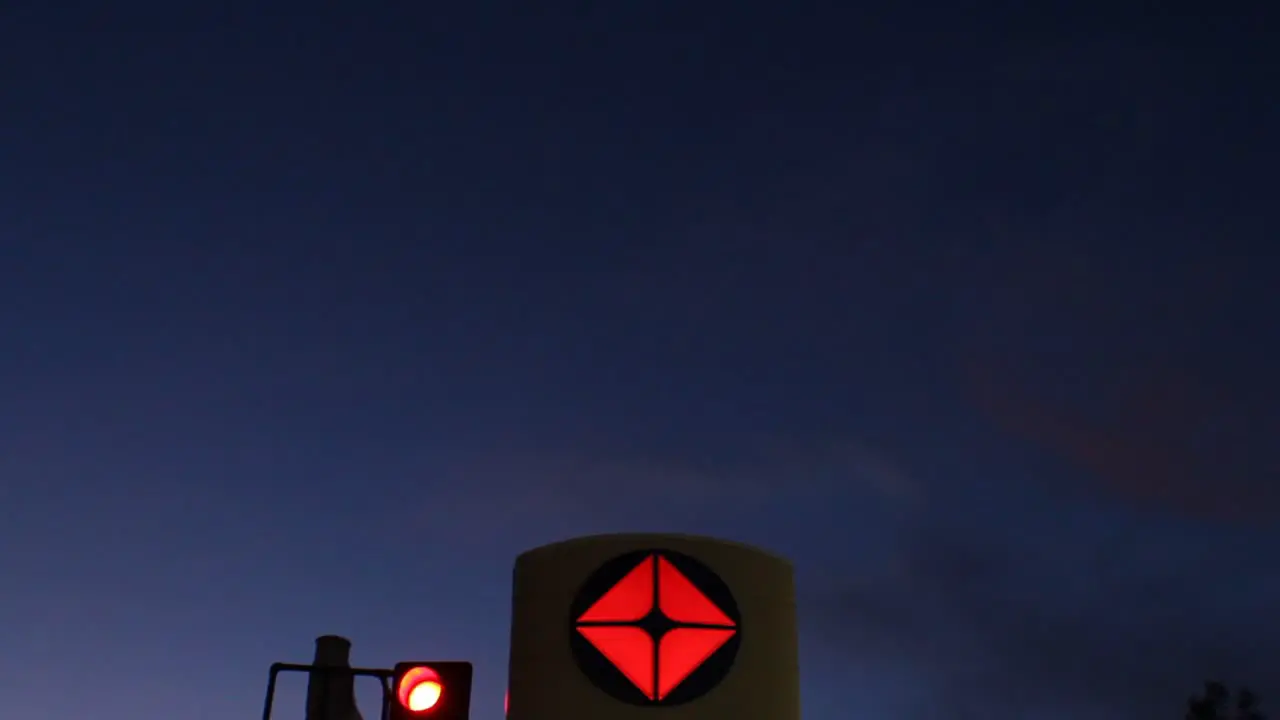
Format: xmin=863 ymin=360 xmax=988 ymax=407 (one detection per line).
xmin=569 ymin=549 xmax=742 ymax=706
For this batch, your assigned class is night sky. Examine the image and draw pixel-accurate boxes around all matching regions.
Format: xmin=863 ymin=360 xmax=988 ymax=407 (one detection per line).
xmin=1 ymin=3 xmax=1276 ymax=720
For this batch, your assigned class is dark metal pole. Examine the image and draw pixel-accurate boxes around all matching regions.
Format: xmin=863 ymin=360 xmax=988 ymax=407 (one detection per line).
xmin=261 ymin=655 xmax=392 ymax=720
xmin=262 ymin=664 xmax=283 ymax=720
xmin=305 ymin=635 xmax=365 ymax=720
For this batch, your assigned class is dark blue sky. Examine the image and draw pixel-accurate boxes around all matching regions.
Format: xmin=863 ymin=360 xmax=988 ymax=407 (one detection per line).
xmin=1 ymin=3 xmax=1276 ymax=719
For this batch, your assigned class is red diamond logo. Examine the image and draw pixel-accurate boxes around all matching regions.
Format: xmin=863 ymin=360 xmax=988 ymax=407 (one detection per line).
xmin=574 ymin=552 xmax=738 ymax=701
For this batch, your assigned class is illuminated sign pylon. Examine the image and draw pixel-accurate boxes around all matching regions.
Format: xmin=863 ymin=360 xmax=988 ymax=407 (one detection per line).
xmin=571 ymin=550 xmax=740 ymax=705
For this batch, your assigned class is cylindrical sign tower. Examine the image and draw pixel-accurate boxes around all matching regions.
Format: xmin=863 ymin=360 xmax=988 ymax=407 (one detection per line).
xmin=508 ymin=534 xmax=799 ymax=720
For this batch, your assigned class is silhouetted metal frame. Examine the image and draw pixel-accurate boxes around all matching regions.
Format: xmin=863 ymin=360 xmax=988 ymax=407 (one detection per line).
xmin=262 ymin=662 xmax=394 ymax=720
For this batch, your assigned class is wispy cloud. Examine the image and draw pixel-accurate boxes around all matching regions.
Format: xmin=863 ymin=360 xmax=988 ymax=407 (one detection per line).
xmin=815 ymin=511 xmax=1280 ymax=720
xmin=965 ymin=352 xmax=1279 ymax=524
xmin=406 ymin=434 xmax=919 ymax=551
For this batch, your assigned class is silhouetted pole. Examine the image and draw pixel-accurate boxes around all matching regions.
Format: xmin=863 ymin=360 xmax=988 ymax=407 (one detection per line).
xmin=305 ymin=635 xmax=365 ymax=720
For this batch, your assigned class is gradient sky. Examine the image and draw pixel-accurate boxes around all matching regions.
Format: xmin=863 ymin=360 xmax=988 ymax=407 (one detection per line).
xmin=1 ymin=3 xmax=1277 ymax=720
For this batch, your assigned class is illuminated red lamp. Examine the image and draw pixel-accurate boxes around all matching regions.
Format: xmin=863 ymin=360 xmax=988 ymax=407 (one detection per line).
xmin=398 ymin=666 xmax=443 ymax=711
xmin=390 ymin=662 xmax=474 ymax=720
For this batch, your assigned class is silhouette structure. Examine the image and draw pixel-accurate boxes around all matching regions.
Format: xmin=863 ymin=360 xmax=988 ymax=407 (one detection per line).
xmin=1187 ymin=681 xmax=1266 ymax=720
xmin=305 ymin=635 xmax=365 ymax=720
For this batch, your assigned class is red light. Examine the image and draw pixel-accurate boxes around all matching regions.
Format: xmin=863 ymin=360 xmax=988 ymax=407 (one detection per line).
xmin=577 ymin=625 xmax=656 ymax=698
xmin=577 ymin=554 xmax=654 ymax=622
xmin=575 ymin=553 xmax=737 ymax=701
xmin=658 ymin=628 xmax=736 ymax=698
xmin=658 ymin=556 xmax=734 ymax=625
xmin=397 ymin=666 xmax=444 ymax=713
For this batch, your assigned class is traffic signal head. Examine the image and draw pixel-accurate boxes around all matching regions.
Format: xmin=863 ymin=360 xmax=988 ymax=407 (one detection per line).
xmin=391 ymin=662 xmax=473 ymax=720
